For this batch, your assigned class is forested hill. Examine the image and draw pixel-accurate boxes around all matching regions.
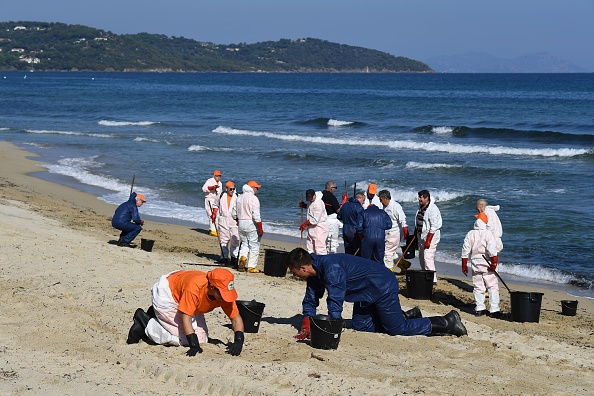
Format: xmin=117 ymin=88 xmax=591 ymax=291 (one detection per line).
xmin=0 ymin=21 xmax=433 ymax=73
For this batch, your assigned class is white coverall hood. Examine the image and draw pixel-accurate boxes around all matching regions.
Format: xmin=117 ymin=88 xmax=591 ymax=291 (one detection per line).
xmin=242 ymin=184 xmax=255 ymax=194
xmin=474 ymin=219 xmax=487 ymax=230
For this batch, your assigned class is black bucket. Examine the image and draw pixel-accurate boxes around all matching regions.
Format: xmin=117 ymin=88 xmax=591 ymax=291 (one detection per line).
xmin=236 ymin=300 xmax=266 ymax=333
xmin=405 ymin=270 xmax=435 ymax=300
xmin=402 ymin=235 xmax=416 ymax=259
xmin=310 ymin=314 xmax=344 ymax=350
xmin=264 ymin=249 xmax=289 ymax=277
xmin=561 ymin=300 xmax=578 ymax=316
xmin=140 ymin=238 xmax=155 ymax=252
xmin=510 ymin=291 xmax=544 ymax=323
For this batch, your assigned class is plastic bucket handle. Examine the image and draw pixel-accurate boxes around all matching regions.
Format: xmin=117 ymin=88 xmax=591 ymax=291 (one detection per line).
xmin=311 ymin=318 xmax=344 ymax=335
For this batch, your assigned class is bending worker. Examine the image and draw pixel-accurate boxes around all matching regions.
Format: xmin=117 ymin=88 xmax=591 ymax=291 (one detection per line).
xmin=476 ymin=198 xmax=503 ymax=253
xmin=233 ymin=180 xmax=264 ymax=273
xmin=126 ymin=268 xmax=245 ymax=357
xmin=357 ymin=200 xmax=392 ymax=263
xmin=338 ymin=192 xmax=365 ymax=255
xmin=300 ymin=189 xmax=329 ymax=255
xmin=286 ymin=248 xmax=467 ymax=338
xmin=112 ymin=192 xmax=146 ymax=248
xmin=378 ymin=189 xmax=409 ymax=270
xmin=202 ymin=170 xmax=222 ymax=237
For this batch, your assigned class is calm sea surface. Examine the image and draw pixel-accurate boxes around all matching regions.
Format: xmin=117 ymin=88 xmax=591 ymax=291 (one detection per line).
xmin=1 ymin=72 xmax=593 ymax=297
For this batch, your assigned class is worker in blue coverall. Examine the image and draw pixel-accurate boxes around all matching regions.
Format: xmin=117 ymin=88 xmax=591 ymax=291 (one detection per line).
xmin=358 ymin=203 xmax=392 ymax=263
xmin=112 ymin=192 xmax=146 ymax=247
xmin=337 ymin=192 xmax=365 ymax=255
xmin=286 ymin=248 xmax=467 ymax=338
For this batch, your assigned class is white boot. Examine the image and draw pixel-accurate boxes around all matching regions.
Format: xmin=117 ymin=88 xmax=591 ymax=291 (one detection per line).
xmin=473 ymin=290 xmax=487 ymax=314
xmin=489 ymin=289 xmax=501 ymax=313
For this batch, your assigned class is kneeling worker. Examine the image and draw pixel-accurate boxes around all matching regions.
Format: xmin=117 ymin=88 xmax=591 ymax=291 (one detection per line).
xmin=126 ymin=268 xmax=245 ymax=357
xmin=286 ymin=248 xmax=467 ymax=338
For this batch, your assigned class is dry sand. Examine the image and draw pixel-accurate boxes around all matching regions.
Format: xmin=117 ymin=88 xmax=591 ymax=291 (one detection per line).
xmin=1 ymin=141 xmax=593 ymax=395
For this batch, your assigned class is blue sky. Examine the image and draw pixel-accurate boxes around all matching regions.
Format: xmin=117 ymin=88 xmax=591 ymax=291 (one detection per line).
xmin=2 ymin=0 xmax=593 ymax=70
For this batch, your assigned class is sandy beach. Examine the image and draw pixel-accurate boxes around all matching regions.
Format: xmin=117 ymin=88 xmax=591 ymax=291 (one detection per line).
xmin=1 ymin=141 xmax=593 ymax=395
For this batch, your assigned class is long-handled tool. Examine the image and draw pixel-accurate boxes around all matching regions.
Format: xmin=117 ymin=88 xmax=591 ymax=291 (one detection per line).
xmin=393 ymin=234 xmax=417 ymax=275
xmin=208 ymin=201 xmax=225 ymax=261
xmin=129 ymin=174 xmax=135 ymax=195
xmin=353 ymin=182 xmax=357 ymax=197
xmin=300 ymin=194 xmax=304 ymax=248
xmin=482 ymin=254 xmax=513 ymax=293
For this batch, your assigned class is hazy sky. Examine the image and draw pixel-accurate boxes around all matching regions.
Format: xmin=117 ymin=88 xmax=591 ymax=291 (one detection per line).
xmin=2 ymin=0 xmax=593 ymax=70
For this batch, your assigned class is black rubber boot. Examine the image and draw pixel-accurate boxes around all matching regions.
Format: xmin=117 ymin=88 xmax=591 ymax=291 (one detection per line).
xmin=126 ymin=308 xmax=151 ymax=344
xmin=229 ymin=257 xmax=238 ymax=269
xmin=428 ymin=310 xmax=467 ymax=337
xmin=402 ymin=306 xmax=422 ymax=319
xmin=146 ymin=305 xmax=156 ymax=319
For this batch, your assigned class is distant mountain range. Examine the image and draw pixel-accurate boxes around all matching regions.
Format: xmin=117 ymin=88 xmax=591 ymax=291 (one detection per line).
xmin=424 ymin=52 xmax=587 ymax=73
xmin=0 ymin=21 xmax=432 ymax=73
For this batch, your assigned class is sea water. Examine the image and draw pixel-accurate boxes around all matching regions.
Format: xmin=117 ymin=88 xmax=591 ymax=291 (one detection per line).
xmin=1 ymin=72 xmax=593 ymax=297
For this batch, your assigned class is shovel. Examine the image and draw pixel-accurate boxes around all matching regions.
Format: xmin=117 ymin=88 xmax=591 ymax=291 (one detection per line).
xmin=482 ymin=254 xmax=513 ymax=293
xmin=393 ymin=235 xmax=417 ymax=275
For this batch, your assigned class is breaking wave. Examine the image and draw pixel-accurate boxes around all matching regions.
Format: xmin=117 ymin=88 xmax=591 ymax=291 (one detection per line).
xmin=213 ymin=126 xmax=590 ymax=158
xmin=24 ymin=129 xmax=113 ymax=138
xmin=98 ymin=120 xmax=159 ymax=127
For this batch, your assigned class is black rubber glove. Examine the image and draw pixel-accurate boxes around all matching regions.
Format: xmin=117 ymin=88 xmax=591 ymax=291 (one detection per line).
xmin=226 ymin=331 xmax=244 ymax=356
xmin=185 ymin=333 xmax=203 ymax=356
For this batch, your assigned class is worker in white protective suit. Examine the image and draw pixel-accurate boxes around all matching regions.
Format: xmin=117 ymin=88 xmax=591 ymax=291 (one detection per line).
xmin=461 ymin=212 xmax=501 ymax=317
xmin=233 ymin=180 xmax=263 ymax=273
xmin=415 ymin=190 xmax=442 ymax=284
xmin=363 ymin=183 xmax=383 ymax=209
xmin=300 ymin=189 xmax=329 ymax=255
xmin=378 ymin=189 xmax=409 ymax=270
xmin=201 ymin=170 xmax=223 ymax=237
xmin=476 ymin=199 xmax=503 ymax=253
xmin=321 ymin=181 xmax=347 ymax=254
xmin=213 ymin=181 xmax=240 ymax=267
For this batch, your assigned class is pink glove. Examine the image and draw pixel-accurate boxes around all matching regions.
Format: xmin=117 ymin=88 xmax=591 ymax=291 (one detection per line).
xmin=341 ymin=193 xmax=348 ymax=205
xmin=423 ymin=233 xmax=434 ymax=249
xmin=294 ymin=317 xmax=310 ymax=340
xmin=256 ymin=222 xmax=264 ymax=238
xmin=489 ymin=256 xmax=498 ymax=272
xmin=210 ymin=208 xmax=218 ymax=223
xmin=461 ymin=258 xmax=468 ymax=276
xmin=299 ymin=220 xmax=311 ymax=231
xmin=208 ymin=185 xmax=218 ymax=191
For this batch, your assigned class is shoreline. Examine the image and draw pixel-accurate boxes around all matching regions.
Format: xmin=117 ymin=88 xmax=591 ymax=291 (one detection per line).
xmin=13 ymin=141 xmax=592 ymax=300
xmin=1 ymin=140 xmax=593 ymax=395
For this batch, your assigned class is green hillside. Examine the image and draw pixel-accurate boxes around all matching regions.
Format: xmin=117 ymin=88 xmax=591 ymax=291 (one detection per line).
xmin=0 ymin=21 xmax=433 ymax=72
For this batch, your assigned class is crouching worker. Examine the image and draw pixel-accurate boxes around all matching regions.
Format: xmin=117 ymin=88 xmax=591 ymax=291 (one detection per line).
xmin=112 ymin=192 xmax=146 ymax=247
xmin=286 ymin=247 xmax=467 ymax=338
xmin=126 ymin=268 xmax=245 ymax=357
xmin=461 ymin=212 xmax=501 ymax=317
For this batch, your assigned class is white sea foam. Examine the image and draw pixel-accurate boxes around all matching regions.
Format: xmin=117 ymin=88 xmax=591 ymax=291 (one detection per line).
xmin=188 ymin=145 xmax=233 ymax=152
xmin=356 ymin=182 xmax=464 ymax=203
xmin=98 ymin=120 xmax=159 ymax=127
xmin=25 ymin=129 xmax=113 ymax=138
xmin=0 ymin=127 xmax=9 ymax=131
xmin=134 ymin=137 xmax=171 ymax=145
xmin=328 ymin=118 xmax=354 ymax=127
xmin=431 ymin=126 xmax=455 ymax=134
xmin=405 ymin=161 xmax=462 ymax=169
xmin=213 ymin=126 xmax=591 ymax=158
xmin=42 ymin=157 xmax=129 ymax=192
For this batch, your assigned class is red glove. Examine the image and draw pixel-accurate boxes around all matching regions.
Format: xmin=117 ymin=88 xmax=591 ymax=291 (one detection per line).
xmin=210 ymin=207 xmax=218 ymax=223
xmin=139 ymin=219 xmax=145 ymax=226
xmin=357 ymin=233 xmax=364 ymax=240
xmin=423 ymin=233 xmax=434 ymax=249
xmin=461 ymin=257 xmax=468 ymax=276
xmin=341 ymin=193 xmax=348 ymax=205
xmin=256 ymin=222 xmax=264 ymax=238
xmin=294 ymin=316 xmax=311 ymax=340
xmin=299 ymin=201 xmax=308 ymax=209
xmin=299 ymin=220 xmax=311 ymax=231
xmin=403 ymin=226 xmax=409 ymax=240
xmin=208 ymin=185 xmax=218 ymax=191
xmin=489 ymin=256 xmax=498 ymax=272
